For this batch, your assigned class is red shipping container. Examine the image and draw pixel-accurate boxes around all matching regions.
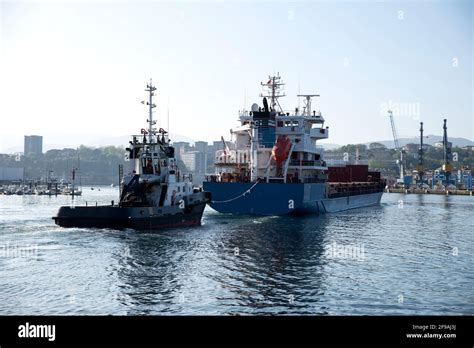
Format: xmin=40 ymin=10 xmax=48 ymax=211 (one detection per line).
xmin=328 ymin=166 xmax=351 ymax=182
xmin=346 ymin=165 xmax=368 ymax=182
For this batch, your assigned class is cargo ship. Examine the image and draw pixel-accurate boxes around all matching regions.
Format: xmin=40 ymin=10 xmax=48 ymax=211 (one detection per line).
xmin=53 ymin=79 xmax=210 ymax=229
xmin=203 ymin=74 xmax=385 ymax=215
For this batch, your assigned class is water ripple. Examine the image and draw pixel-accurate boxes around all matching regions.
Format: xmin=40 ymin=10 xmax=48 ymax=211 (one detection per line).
xmin=0 ymin=189 xmax=473 ymax=315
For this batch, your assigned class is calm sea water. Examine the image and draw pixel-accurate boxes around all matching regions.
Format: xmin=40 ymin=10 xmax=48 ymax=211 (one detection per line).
xmin=0 ymin=187 xmax=472 ymax=315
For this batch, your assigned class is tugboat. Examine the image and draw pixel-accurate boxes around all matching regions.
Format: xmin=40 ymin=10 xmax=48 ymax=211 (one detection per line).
xmin=53 ymin=79 xmax=210 ymax=229
xmin=203 ymin=74 xmax=385 ymax=215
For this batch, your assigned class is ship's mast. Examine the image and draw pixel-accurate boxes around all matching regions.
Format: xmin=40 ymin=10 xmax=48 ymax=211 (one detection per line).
xmin=260 ymin=73 xmax=285 ymax=112
xmin=145 ymin=79 xmax=157 ymax=143
xmin=297 ymin=94 xmax=320 ymax=116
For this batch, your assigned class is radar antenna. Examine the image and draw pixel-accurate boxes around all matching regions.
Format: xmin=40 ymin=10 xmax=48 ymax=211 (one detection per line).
xmin=297 ymin=94 xmax=320 ymax=116
xmin=260 ymin=73 xmax=286 ymax=112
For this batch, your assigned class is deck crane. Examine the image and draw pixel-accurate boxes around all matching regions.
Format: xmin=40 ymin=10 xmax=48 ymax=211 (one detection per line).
xmin=388 ymin=110 xmax=405 ymax=185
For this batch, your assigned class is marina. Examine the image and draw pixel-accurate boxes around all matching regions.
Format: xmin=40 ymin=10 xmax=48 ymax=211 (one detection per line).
xmin=0 ymin=182 xmax=81 ymax=196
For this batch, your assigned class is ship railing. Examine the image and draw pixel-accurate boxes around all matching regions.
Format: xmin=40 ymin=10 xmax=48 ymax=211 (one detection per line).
xmin=84 ymin=201 xmax=99 ymax=207
xmin=300 ymin=177 xmax=327 ymax=184
xmin=238 ymin=109 xmax=324 ymax=118
xmin=327 ymin=183 xmax=385 ymax=198
xmin=274 ymin=110 xmax=323 ymax=117
xmin=205 ymin=173 xmax=251 ymax=183
xmin=309 ymin=127 xmax=329 ymax=138
xmin=129 ymin=134 xmax=169 ymax=144
xmin=206 ymin=173 xmax=328 ymax=185
xmin=328 ymin=189 xmax=378 ymax=198
xmin=288 ymin=160 xmax=326 ymax=167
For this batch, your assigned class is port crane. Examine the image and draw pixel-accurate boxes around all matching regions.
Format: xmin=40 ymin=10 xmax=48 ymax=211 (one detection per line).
xmin=416 ymin=122 xmax=429 ymax=187
xmin=441 ymin=119 xmax=453 ymax=186
xmin=388 ymin=110 xmax=405 ymax=185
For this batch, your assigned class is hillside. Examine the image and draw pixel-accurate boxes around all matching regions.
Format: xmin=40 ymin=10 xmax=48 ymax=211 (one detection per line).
xmin=366 ymin=135 xmax=474 ymax=149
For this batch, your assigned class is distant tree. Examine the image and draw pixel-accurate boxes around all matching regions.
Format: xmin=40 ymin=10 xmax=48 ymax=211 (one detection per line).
xmin=369 ymin=142 xmax=387 ymax=151
xmin=2 ymin=141 xmax=472 ymax=184
xmin=338 ymin=144 xmax=367 ymax=154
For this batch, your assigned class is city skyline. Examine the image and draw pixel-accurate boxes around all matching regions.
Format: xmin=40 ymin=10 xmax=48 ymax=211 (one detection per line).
xmin=1 ymin=1 xmax=472 ymax=153
xmin=2 ymin=130 xmax=474 ymax=155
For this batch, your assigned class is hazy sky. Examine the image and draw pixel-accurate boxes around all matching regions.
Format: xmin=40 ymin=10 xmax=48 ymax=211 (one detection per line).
xmin=0 ymin=0 xmax=472 ymax=152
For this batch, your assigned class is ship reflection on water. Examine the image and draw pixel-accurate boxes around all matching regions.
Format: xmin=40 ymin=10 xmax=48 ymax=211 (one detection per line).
xmin=0 ymin=191 xmax=472 ymax=315
xmin=112 ymin=213 xmax=332 ymax=315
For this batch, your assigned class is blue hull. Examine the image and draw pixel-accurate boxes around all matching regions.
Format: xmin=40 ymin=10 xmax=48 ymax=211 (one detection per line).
xmin=203 ymin=182 xmax=383 ymax=215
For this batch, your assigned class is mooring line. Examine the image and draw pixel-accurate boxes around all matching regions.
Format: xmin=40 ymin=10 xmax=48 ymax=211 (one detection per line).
xmin=211 ymin=181 xmax=260 ymax=204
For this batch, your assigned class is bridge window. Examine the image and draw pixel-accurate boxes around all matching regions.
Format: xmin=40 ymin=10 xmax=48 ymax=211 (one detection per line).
xmin=142 ymin=157 xmax=153 ymax=174
xmin=284 ymin=120 xmax=299 ymax=127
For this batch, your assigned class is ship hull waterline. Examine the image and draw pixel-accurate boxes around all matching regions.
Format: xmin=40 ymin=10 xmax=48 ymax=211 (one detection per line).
xmin=203 ymin=182 xmax=383 ymax=215
xmin=53 ymin=201 xmax=207 ymax=230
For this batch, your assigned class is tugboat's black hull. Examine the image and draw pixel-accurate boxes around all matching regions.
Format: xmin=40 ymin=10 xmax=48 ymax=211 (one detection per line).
xmin=53 ymin=201 xmax=206 ymax=230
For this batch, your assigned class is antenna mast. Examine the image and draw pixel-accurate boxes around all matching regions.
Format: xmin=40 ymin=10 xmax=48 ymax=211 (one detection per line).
xmin=145 ymin=79 xmax=157 ymax=143
xmin=260 ymin=73 xmax=286 ymax=112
